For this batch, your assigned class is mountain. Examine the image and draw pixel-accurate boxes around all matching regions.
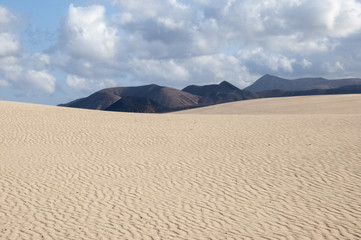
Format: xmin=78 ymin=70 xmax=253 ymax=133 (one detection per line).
xmin=245 ymin=74 xmax=361 ymax=92
xmin=182 ymin=81 xmax=257 ymax=105
xmin=59 ymin=78 xmax=361 ymax=114
xmin=59 ymin=84 xmax=200 ymax=111
xmin=105 ymin=96 xmax=163 ymax=113
xmin=257 ymin=85 xmax=361 ymax=98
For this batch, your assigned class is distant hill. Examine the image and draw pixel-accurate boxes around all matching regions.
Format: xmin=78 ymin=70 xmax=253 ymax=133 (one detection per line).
xmin=59 ymin=77 xmax=361 ymax=113
xmin=183 ymin=81 xmax=257 ymax=105
xmin=105 ymin=96 xmax=163 ymax=113
xmin=59 ymin=84 xmax=200 ymax=111
xmin=257 ymin=84 xmax=361 ymax=98
xmin=245 ymin=74 xmax=361 ymax=92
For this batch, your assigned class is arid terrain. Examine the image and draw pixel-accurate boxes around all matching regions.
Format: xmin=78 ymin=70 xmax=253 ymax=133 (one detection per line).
xmin=1 ymin=94 xmax=361 ymax=239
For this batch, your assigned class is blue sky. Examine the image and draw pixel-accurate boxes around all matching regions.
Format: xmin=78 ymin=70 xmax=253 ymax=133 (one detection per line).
xmin=1 ymin=0 xmax=361 ymax=105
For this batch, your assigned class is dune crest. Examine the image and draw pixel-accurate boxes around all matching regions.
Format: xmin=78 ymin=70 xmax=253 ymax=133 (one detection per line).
xmin=1 ymin=97 xmax=361 ymax=239
xmin=176 ymin=94 xmax=361 ymax=115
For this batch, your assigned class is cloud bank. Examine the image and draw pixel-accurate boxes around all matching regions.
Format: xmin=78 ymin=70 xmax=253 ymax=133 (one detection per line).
xmin=0 ymin=6 xmax=56 ymax=95
xmin=1 ymin=0 xmax=361 ymax=98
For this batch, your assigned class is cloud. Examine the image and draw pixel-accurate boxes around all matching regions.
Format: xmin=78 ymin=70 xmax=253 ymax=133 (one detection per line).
xmin=0 ymin=33 xmax=20 ymax=56
xmin=53 ymin=0 xmax=361 ymax=91
xmin=25 ymin=70 xmax=56 ymax=94
xmin=110 ymin=0 xmax=175 ymax=19
xmin=0 ymin=78 xmax=9 ymax=87
xmin=131 ymin=59 xmax=190 ymax=84
xmin=226 ymin=0 xmax=361 ymax=37
xmin=0 ymin=6 xmax=56 ymax=95
xmin=0 ymin=7 xmax=20 ymax=57
xmin=0 ymin=54 xmax=56 ymax=94
xmin=5 ymin=0 xmax=361 ymax=99
xmin=0 ymin=6 xmax=16 ymax=30
xmin=50 ymin=4 xmax=125 ymax=92
xmin=323 ymin=61 xmax=345 ymax=73
xmin=201 ymin=0 xmax=361 ymax=78
xmin=301 ymin=59 xmax=312 ymax=69
xmin=119 ymin=53 xmax=254 ymax=88
xmin=0 ymin=56 xmax=22 ymax=81
xmin=66 ymin=74 xmax=116 ymax=92
xmin=285 ymin=0 xmax=361 ymax=38
xmin=186 ymin=54 xmax=254 ymax=87
xmin=60 ymin=4 xmax=119 ymax=61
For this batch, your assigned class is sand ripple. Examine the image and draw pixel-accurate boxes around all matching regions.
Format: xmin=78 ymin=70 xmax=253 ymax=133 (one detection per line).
xmin=1 ymin=99 xmax=361 ymax=239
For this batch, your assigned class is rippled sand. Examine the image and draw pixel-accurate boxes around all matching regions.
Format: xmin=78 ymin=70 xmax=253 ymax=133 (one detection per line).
xmin=1 ymin=95 xmax=361 ymax=239
xmin=177 ymin=94 xmax=361 ymax=115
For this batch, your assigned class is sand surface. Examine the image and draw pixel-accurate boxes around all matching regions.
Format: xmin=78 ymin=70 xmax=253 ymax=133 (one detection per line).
xmin=1 ymin=95 xmax=361 ymax=239
xmin=178 ymin=94 xmax=361 ymax=115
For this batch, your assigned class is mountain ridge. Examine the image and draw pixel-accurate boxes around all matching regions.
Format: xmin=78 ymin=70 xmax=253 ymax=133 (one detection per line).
xmin=182 ymin=81 xmax=256 ymax=105
xmin=244 ymin=74 xmax=361 ymax=92
xmin=59 ymin=84 xmax=200 ymax=111
xmin=59 ymin=75 xmax=361 ymax=113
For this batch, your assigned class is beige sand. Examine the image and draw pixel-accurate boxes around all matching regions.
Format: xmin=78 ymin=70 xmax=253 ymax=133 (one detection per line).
xmin=0 ymin=95 xmax=361 ymax=239
xmin=178 ymin=94 xmax=361 ymax=115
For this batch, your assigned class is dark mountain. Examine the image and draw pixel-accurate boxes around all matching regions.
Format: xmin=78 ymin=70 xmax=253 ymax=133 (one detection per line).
xmin=105 ymin=96 xmax=164 ymax=113
xmin=59 ymin=78 xmax=361 ymax=113
xmin=256 ymin=85 xmax=361 ymax=98
xmin=59 ymin=84 xmax=200 ymax=111
xmin=183 ymin=81 xmax=257 ymax=105
xmin=245 ymin=74 xmax=361 ymax=92
xmin=183 ymin=81 xmax=239 ymax=95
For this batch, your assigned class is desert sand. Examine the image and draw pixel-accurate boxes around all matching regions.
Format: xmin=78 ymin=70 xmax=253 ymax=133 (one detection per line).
xmin=177 ymin=94 xmax=361 ymax=115
xmin=1 ymin=94 xmax=361 ymax=239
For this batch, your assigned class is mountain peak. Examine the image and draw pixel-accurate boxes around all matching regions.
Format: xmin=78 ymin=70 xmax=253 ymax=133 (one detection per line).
xmin=219 ymin=80 xmax=232 ymax=86
xmin=220 ymin=80 xmax=230 ymax=85
xmin=244 ymin=75 xmax=361 ymax=92
xmin=259 ymin=74 xmax=281 ymax=80
xmin=60 ymin=84 xmax=200 ymax=111
xmin=219 ymin=81 xmax=240 ymax=91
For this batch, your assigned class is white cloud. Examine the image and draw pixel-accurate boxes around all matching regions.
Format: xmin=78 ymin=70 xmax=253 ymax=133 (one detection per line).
xmin=60 ymin=4 xmax=119 ymax=61
xmin=66 ymin=75 xmax=87 ymax=90
xmin=0 ymin=6 xmax=57 ymax=95
xmin=131 ymin=59 xmax=190 ymax=83
xmin=285 ymin=0 xmax=361 ymax=38
xmin=301 ymin=59 xmax=312 ymax=69
xmin=125 ymin=54 xmax=254 ymax=88
xmin=25 ymin=70 xmax=56 ymax=94
xmin=0 ymin=6 xmax=16 ymax=30
xmin=0 ymin=56 xmax=22 ymax=81
xmin=0 ymin=32 xmax=19 ymax=56
xmin=219 ymin=0 xmax=361 ymax=38
xmin=50 ymin=4 xmax=126 ymax=92
xmin=239 ymin=48 xmax=296 ymax=73
xmin=157 ymin=17 xmax=185 ymax=30
xmin=0 ymin=79 xmax=9 ymax=86
xmin=185 ymin=54 xmax=254 ymax=87
xmin=66 ymin=74 xmax=116 ymax=92
xmin=111 ymin=0 xmax=169 ymax=19
xmin=28 ymin=53 xmax=51 ymax=70
xmin=53 ymin=0 xmax=361 ymax=90
xmin=5 ymin=0 xmax=361 ymax=100
xmin=0 ymin=7 xmax=20 ymax=57
xmin=324 ymin=61 xmax=345 ymax=73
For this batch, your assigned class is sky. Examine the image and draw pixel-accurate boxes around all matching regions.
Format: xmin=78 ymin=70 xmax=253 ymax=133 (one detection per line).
xmin=1 ymin=0 xmax=361 ymax=105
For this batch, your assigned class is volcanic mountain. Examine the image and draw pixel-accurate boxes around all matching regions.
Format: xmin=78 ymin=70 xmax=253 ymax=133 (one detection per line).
xmin=244 ymin=74 xmax=361 ymax=92
xmin=59 ymin=84 xmax=200 ymax=111
xmin=182 ymin=81 xmax=257 ymax=105
xmin=59 ymin=77 xmax=361 ymax=113
xmin=105 ymin=96 xmax=163 ymax=113
xmin=256 ymin=84 xmax=361 ymax=98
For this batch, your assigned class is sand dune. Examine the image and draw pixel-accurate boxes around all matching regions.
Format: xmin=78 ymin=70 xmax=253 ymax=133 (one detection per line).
xmin=1 ymin=96 xmax=361 ymax=239
xmin=177 ymin=94 xmax=361 ymax=115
